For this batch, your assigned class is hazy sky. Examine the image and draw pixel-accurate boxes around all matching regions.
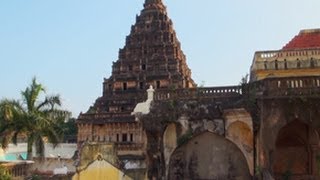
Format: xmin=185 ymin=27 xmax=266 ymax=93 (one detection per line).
xmin=1 ymin=0 xmax=319 ymax=117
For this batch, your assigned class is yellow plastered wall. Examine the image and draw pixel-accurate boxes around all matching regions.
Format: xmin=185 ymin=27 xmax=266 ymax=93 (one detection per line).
xmin=253 ymin=68 xmax=320 ymax=81
xmin=73 ymin=159 xmax=132 ymax=180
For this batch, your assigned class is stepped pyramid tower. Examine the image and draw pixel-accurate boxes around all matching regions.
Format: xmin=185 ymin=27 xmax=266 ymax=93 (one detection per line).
xmin=77 ymin=0 xmax=195 ymax=163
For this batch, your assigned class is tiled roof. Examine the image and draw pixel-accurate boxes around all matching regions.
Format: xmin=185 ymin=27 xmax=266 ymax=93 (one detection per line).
xmin=282 ymin=29 xmax=320 ymax=50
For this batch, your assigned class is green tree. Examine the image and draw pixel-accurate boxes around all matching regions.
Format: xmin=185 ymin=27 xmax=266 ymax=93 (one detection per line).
xmin=0 ymin=78 xmax=70 ymax=160
xmin=61 ymin=118 xmax=78 ymax=142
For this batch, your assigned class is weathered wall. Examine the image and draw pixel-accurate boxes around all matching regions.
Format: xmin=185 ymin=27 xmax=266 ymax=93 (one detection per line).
xmin=73 ymin=143 xmax=139 ymax=180
xmin=256 ymin=98 xmax=320 ymax=179
xmin=73 ymin=159 xmax=132 ymax=180
xmin=168 ymin=132 xmax=251 ymax=180
xmin=163 ymin=123 xmax=178 ymax=178
xmin=224 ymin=108 xmax=254 ymax=175
xmin=77 ymin=143 xmax=118 ymax=172
xmin=30 ymin=157 xmax=75 ymax=175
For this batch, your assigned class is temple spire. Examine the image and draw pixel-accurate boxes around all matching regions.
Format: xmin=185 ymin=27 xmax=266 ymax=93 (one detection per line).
xmin=144 ymin=0 xmax=165 ymax=10
xmin=145 ymin=0 xmax=162 ymax=5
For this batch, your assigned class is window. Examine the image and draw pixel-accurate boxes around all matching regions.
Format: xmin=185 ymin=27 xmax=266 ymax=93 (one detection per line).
xmin=264 ymin=61 xmax=268 ymax=70
xmin=156 ymin=81 xmax=161 ymax=89
xmin=141 ymin=64 xmax=146 ymax=70
xmin=310 ymin=58 xmax=315 ymax=68
xmin=122 ymin=133 xmax=128 ymax=142
xmin=139 ymin=82 xmax=144 ymax=89
xmin=116 ymin=134 xmax=119 ymax=142
xmin=128 ymin=65 xmax=133 ymax=71
xmin=284 ymin=59 xmax=287 ymax=69
xmin=297 ymin=59 xmax=301 ymax=68
xmin=130 ymin=134 xmax=133 ymax=142
xmin=123 ymin=82 xmax=127 ymax=90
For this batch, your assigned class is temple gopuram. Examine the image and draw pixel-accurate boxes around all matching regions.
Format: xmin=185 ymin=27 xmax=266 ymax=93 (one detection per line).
xmin=76 ymin=0 xmax=195 ymax=178
xmin=76 ymin=0 xmax=320 ymax=179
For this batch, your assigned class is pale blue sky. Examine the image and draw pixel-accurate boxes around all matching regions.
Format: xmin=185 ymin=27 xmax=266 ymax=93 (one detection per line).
xmin=1 ymin=0 xmax=319 ymax=117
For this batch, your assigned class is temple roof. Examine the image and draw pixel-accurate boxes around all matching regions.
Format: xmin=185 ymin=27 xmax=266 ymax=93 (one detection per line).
xmin=282 ymin=29 xmax=320 ymax=50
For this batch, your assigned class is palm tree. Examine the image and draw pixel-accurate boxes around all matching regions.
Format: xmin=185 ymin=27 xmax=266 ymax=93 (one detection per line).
xmin=0 ymin=78 xmax=70 ymax=160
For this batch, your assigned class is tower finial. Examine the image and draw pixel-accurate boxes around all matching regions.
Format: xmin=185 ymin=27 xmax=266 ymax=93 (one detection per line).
xmin=144 ymin=0 xmax=164 ymax=8
xmin=145 ymin=0 xmax=162 ymax=4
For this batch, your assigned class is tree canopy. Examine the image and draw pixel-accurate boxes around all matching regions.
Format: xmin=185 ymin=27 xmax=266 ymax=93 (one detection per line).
xmin=0 ymin=78 xmax=70 ymax=160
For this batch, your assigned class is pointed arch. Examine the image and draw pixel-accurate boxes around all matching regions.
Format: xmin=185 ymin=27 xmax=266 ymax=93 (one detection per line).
xmin=273 ymin=119 xmax=319 ymax=178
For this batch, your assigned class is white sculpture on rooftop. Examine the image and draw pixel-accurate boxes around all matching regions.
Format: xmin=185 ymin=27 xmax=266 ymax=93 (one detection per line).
xmin=131 ymin=85 xmax=155 ymax=117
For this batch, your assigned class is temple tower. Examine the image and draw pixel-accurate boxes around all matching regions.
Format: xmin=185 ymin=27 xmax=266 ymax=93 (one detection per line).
xmin=77 ymin=0 xmax=195 ymax=174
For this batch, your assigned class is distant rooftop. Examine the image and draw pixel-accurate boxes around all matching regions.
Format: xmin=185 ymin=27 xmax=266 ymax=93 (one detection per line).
xmin=282 ymin=29 xmax=320 ymax=50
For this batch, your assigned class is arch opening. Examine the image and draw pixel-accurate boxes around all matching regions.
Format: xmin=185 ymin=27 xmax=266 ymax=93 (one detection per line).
xmin=273 ymin=120 xmax=319 ymax=179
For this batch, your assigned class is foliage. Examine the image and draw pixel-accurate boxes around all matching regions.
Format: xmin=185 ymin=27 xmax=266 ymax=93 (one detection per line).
xmin=29 ymin=174 xmax=42 ymax=180
xmin=254 ymin=166 xmax=262 ymax=179
xmin=0 ymin=165 xmax=11 ymax=180
xmin=141 ymin=99 xmax=181 ymax=134
xmin=0 ymin=77 xmax=70 ymax=160
xmin=177 ymin=129 xmax=193 ymax=146
xmin=239 ymin=73 xmax=249 ymax=86
xmin=239 ymin=73 xmax=260 ymax=131
xmin=282 ymin=97 xmax=320 ymax=128
xmin=61 ymin=118 xmax=78 ymax=142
